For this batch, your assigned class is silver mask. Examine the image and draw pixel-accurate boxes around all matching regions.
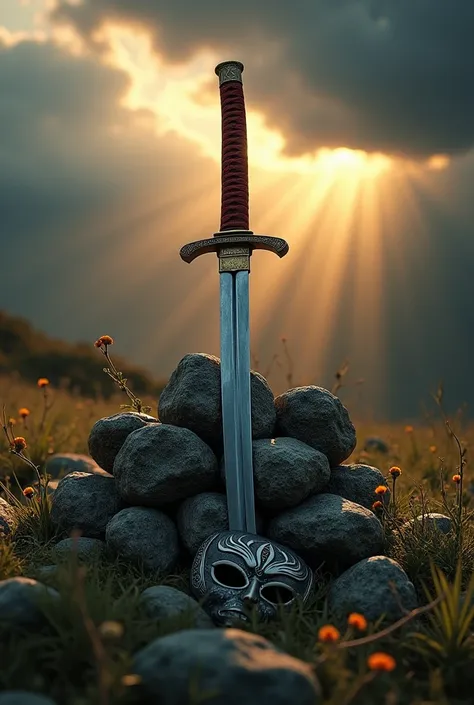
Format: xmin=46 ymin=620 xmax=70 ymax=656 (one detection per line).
xmin=190 ymin=531 xmax=314 ymax=626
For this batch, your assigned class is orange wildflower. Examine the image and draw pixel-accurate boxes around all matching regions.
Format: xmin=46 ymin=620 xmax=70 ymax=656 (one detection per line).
xmin=94 ymin=335 xmax=114 ymax=348
xmin=453 ymin=474 xmax=461 ymax=484
xmin=404 ymin=425 xmax=414 ymax=433
xmin=372 ymin=500 xmax=384 ymax=511
xmin=389 ymin=466 xmax=401 ymax=478
xmin=8 ymin=418 xmax=16 ymax=426
xmin=318 ymin=625 xmax=340 ymax=643
xmin=367 ymin=652 xmax=396 ymax=672
xmin=37 ymin=378 xmax=49 ymax=388
xmin=98 ymin=620 xmax=124 ymax=639
xmin=23 ymin=486 xmax=35 ymax=498
xmin=375 ymin=485 xmax=388 ymax=495
xmin=429 ymin=445 xmax=437 ymax=453
xmin=347 ymin=613 xmax=367 ymax=631
xmin=19 ymin=408 xmax=30 ymax=418
xmin=12 ymin=436 xmax=27 ymax=452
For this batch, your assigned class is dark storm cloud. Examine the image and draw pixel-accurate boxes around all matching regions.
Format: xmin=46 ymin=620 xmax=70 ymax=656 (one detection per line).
xmin=50 ymin=0 xmax=474 ymax=158
xmin=2 ymin=33 xmax=474 ymax=421
xmin=0 ymin=37 xmax=219 ymax=372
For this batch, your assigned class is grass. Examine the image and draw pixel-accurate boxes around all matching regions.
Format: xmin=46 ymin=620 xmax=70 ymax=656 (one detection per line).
xmin=1 ymin=360 xmax=474 ymax=705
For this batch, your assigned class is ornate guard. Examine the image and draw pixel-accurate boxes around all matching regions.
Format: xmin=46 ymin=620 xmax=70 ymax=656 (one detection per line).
xmin=180 ymin=61 xmax=313 ymax=626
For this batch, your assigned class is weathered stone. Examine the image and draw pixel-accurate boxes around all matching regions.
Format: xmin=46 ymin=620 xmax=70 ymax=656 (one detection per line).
xmin=252 ymin=438 xmax=330 ymax=511
xmin=132 ymin=628 xmax=320 ymax=705
xmin=326 ymin=464 xmax=390 ymax=511
xmin=140 ymin=585 xmax=213 ymax=629
xmin=50 ymin=472 xmax=123 ymax=539
xmin=267 ymin=494 xmax=383 ymax=569
xmin=106 ymin=507 xmax=180 ymax=574
xmin=0 ymin=497 xmax=17 ymax=537
xmin=52 ymin=537 xmax=106 ymax=563
xmin=33 ymin=565 xmax=58 ymax=582
xmin=402 ymin=513 xmax=453 ymax=535
xmin=158 ymin=354 xmax=276 ymax=452
xmin=113 ymin=424 xmax=218 ymax=507
xmin=363 ymin=436 xmax=389 ymax=454
xmin=0 ymin=578 xmax=59 ymax=629
xmin=328 ymin=556 xmax=418 ymax=623
xmin=274 ymin=386 xmax=356 ymax=467
xmin=88 ymin=412 xmax=159 ymax=474
xmin=177 ymin=492 xmax=264 ymax=556
xmin=0 ymin=693 xmax=57 ymax=705
xmin=45 ymin=453 xmax=110 ymax=480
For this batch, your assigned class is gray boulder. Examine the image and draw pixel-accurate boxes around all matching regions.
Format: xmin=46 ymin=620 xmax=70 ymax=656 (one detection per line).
xmin=113 ymin=424 xmax=218 ymax=507
xmin=45 ymin=453 xmax=110 ymax=480
xmin=158 ymin=353 xmax=276 ymax=451
xmin=0 ymin=693 xmax=57 ymax=705
xmin=88 ymin=412 xmax=159 ymax=474
xmin=50 ymin=472 xmax=123 ymax=539
xmin=0 ymin=578 xmax=59 ymax=629
xmin=252 ymin=438 xmax=330 ymax=511
xmin=363 ymin=437 xmax=389 ymax=454
xmin=106 ymin=507 xmax=180 ymax=574
xmin=267 ymin=493 xmax=383 ymax=569
xmin=51 ymin=537 xmax=106 ymax=563
xmin=177 ymin=492 xmax=264 ymax=556
xmin=402 ymin=513 xmax=453 ymax=535
xmin=328 ymin=555 xmax=418 ymax=623
xmin=132 ymin=628 xmax=320 ymax=705
xmin=140 ymin=585 xmax=213 ymax=629
xmin=274 ymin=386 xmax=356 ymax=467
xmin=326 ymin=464 xmax=390 ymax=510
xmin=0 ymin=497 xmax=17 ymax=537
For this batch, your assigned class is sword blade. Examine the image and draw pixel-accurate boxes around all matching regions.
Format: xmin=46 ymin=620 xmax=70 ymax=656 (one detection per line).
xmin=235 ymin=270 xmax=257 ymax=534
xmin=220 ymin=271 xmax=245 ymax=530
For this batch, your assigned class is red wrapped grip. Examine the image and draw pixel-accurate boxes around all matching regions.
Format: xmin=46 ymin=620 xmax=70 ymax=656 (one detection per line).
xmin=219 ymin=80 xmax=249 ymax=232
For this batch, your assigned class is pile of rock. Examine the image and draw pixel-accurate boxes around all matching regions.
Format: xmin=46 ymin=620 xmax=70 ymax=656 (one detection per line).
xmin=45 ymin=352 xmax=416 ymax=622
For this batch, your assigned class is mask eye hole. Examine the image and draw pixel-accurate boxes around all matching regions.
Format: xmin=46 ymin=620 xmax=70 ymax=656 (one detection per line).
xmin=211 ymin=561 xmax=249 ymax=589
xmin=260 ymin=583 xmax=295 ymax=606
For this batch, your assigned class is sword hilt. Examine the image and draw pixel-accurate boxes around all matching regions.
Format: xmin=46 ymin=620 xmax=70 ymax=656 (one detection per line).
xmin=179 ymin=60 xmax=289 ymax=272
xmin=215 ymin=61 xmax=249 ymax=232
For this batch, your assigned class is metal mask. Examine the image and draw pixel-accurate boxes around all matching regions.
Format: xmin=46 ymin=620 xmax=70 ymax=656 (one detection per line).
xmin=190 ymin=531 xmax=314 ymax=626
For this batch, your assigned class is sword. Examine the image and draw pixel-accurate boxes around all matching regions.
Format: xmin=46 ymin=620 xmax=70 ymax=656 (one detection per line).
xmin=180 ymin=60 xmax=289 ymax=534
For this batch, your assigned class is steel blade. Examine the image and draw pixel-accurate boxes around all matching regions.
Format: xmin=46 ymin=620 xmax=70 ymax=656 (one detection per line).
xmin=220 ymin=272 xmax=245 ymax=530
xmin=235 ymin=270 xmax=257 ymax=534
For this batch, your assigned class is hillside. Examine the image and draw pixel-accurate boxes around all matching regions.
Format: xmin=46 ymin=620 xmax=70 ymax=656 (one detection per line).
xmin=0 ymin=310 xmax=166 ymax=399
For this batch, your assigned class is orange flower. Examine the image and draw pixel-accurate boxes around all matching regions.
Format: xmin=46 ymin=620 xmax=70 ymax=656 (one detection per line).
xmin=347 ymin=613 xmax=367 ymax=631
xmin=98 ymin=620 xmax=124 ymax=639
xmin=453 ymin=474 xmax=461 ymax=484
xmin=389 ymin=466 xmax=401 ymax=478
xmin=94 ymin=335 xmax=114 ymax=348
xmin=429 ymin=445 xmax=437 ymax=453
xmin=367 ymin=652 xmax=396 ymax=672
xmin=18 ymin=408 xmax=30 ymax=418
xmin=375 ymin=485 xmax=388 ymax=495
xmin=12 ymin=436 xmax=27 ymax=452
xmin=8 ymin=417 xmax=16 ymax=426
xmin=37 ymin=378 xmax=49 ymax=388
xmin=318 ymin=625 xmax=340 ymax=643
xmin=372 ymin=500 xmax=384 ymax=511
xmin=23 ymin=486 xmax=35 ymax=498
xmin=404 ymin=425 xmax=414 ymax=433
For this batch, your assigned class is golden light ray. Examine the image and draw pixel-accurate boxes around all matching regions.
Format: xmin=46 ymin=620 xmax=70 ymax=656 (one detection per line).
xmin=42 ymin=22 xmax=464 ymax=413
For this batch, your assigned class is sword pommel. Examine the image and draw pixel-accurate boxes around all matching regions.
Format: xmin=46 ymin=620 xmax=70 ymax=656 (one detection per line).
xmin=215 ymin=61 xmax=244 ymax=86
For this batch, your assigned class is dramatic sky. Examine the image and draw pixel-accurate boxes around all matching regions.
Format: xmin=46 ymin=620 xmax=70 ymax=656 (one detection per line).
xmin=1 ymin=0 xmax=474 ymax=420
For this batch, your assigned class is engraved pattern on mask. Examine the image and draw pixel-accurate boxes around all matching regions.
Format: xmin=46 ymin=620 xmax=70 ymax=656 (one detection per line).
xmin=190 ymin=531 xmax=314 ymax=626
